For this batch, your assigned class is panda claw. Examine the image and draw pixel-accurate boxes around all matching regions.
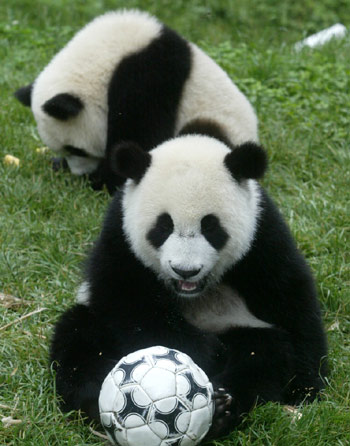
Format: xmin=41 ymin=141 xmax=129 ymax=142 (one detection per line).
xmin=214 ymin=389 xmax=231 ymax=400
xmin=225 ymin=395 xmax=233 ymax=406
xmin=214 ymin=390 xmax=233 ymax=407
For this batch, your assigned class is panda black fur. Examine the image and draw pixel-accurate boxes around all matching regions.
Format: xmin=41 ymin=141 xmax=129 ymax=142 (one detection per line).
xmin=50 ymin=127 xmax=327 ymax=438
xmin=14 ymin=9 xmax=258 ymax=194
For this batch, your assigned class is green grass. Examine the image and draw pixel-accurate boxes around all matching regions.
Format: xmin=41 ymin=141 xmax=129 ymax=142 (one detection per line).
xmin=1 ymin=1 xmax=350 ymax=445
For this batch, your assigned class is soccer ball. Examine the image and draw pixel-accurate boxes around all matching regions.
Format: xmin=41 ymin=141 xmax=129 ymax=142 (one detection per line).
xmin=99 ymin=346 xmax=214 ymax=446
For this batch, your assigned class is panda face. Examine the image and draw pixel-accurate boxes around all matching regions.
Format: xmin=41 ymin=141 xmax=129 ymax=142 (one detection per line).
xmin=146 ymin=211 xmax=229 ymax=297
xmin=121 ymin=135 xmax=263 ymax=298
xmin=31 ymin=93 xmax=107 ymax=175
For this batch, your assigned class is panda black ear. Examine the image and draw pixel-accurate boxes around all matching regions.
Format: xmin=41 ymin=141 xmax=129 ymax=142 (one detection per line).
xmin=111 ymin=142 xmax=151 ymax=183
xmin=14 ymin=83 xmax=33 ymax=107
xmin=42 ymin=93 xmax=84 ymax=120
xmin=224 ymin=142 xmax=268 ymax=182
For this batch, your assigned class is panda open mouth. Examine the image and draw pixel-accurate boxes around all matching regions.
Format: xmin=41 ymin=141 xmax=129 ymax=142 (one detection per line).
xmin=172 ymin=279 xmax=206 ymax=296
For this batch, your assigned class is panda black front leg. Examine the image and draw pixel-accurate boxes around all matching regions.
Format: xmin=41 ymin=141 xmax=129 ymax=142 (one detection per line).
xmin=206 ymin=326 xmax=297 ymax=438
xmin=50 ymin=304 xmax=124 ymax=421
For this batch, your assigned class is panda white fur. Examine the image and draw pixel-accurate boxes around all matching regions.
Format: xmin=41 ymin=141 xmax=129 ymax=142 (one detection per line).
xmin=15 ymin=9 xmax=258 ymax=193
xmin=50 ymin=123 xmax=327 ymax=439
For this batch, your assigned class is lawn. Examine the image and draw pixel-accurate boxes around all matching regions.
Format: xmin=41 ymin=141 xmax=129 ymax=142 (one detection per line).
xmin=1 ymin=1 xmax=350 ymax=445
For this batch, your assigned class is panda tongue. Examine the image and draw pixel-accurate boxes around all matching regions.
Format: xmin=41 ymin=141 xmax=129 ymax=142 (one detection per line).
xmin=180 ymin=281 xmax=197 ymax=291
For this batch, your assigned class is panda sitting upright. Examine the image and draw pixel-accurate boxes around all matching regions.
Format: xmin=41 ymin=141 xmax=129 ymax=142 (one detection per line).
xmin=50 ymin=122 xmax=327 ymax=438
xmin=15 ymin=9 xmax=257 ymax=194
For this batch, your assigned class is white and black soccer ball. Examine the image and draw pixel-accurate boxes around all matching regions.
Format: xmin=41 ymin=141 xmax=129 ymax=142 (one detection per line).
xmin=99 ymin=346 xmax=214 ymax=446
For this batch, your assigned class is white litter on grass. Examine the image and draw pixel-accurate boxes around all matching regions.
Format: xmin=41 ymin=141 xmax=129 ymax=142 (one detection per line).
xmin=328 ymin=320 xmax=340 ymax=332
xmin=283 ymin=405 xmax=303 ymax=423
xmin=295 ymin=24 xmax=347 ymax=51
xmin=1 ymin=416 xmax=23 ymax=428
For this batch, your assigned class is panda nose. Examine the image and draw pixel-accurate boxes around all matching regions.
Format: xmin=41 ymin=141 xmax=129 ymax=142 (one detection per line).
xmin=171 ymin=266 xmax=201 ymax=279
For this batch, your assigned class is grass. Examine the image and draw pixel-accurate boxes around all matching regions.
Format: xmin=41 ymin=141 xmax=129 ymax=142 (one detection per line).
xmin=1 ymin=1 xmax=350 ymax=445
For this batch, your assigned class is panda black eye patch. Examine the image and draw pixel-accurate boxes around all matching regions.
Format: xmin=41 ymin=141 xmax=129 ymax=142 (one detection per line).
xmin=201 ymin=214 xmax=228 ymax=250
xmin=64 ymin=145 xmax=89 ymax=158
xmin=147 ymin=213 xmax=174 ymax=249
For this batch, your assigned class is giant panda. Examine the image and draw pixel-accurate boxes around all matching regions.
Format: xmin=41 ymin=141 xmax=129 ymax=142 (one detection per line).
xmin=50 ymin=122 xmax=327 ymax=438
xmin=14 ymin=9 xmax=258 ymax=193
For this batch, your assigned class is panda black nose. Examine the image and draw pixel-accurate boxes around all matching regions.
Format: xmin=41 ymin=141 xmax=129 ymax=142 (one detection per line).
xmin=171 ymin=266 xmax=201 ymax=279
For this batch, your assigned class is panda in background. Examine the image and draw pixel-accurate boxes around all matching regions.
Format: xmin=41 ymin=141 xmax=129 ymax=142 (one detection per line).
xmin=50 ymin=121 xmax=327 ymax=438
xmin=14 ymin=9 xmax=258 ymax=194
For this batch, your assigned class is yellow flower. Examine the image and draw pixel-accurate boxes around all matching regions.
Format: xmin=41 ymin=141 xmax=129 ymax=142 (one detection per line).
xmin=35 ymin=147 xmax=49 ymax=154
xmin=3 ymin=154 xmax=20 ymax=166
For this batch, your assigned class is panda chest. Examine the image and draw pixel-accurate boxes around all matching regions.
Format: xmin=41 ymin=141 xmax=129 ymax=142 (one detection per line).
xmin=183 ymin=285 xmax=272 ymax=333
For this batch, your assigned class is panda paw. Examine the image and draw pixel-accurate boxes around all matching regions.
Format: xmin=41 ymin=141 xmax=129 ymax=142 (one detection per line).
xmin=208 ymin=387 xmax=239 ymax=439
xmin=51 ymin=157 xmax=69 ymax=172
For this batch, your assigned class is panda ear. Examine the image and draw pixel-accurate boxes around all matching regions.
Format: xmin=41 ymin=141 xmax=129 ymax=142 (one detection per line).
xmin=112 ymin=142 xmax=151 ymax=183
xmin=14 ymin=83 xmax=33 ymax=107
xmin=42 ymin=93 xmax=84 ymax=120
xmin=224 ymin=142 xmax=268 ymax=182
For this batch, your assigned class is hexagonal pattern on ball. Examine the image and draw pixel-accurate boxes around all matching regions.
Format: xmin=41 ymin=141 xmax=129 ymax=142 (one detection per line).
xmin=99 ymin=346 xmax=214 ymax=446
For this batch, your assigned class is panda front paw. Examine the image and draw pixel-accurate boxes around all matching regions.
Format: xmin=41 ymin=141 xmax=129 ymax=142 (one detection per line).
xmin=51 ymin=157 xmax=69 ymax=172
xmin=208 ymin=387 xmax=239 ymax=439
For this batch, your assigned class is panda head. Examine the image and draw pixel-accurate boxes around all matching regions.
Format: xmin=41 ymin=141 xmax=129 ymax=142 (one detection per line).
xmin=14 ymin=78 xmax=107 ymax=177
xmin=114 ymin=135 xmax=267 ymax=298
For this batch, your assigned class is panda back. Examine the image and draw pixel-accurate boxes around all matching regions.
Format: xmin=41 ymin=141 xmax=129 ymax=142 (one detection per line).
xmin=176 ymin=43 xmax=258 ymax=144
xmin=32 ymin=10 xmax=163 ymax=118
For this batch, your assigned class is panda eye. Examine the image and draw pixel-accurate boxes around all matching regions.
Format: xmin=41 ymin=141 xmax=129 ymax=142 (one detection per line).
xmin=201 ymin=214 xmax=219 ymax=232
xmin=158 ymin=213 xmax=173 ymax=231
xmin=147 ymin=213 xmax=174 ymax=249
xmin=201 ymin=214 xmax=228 ymax=250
